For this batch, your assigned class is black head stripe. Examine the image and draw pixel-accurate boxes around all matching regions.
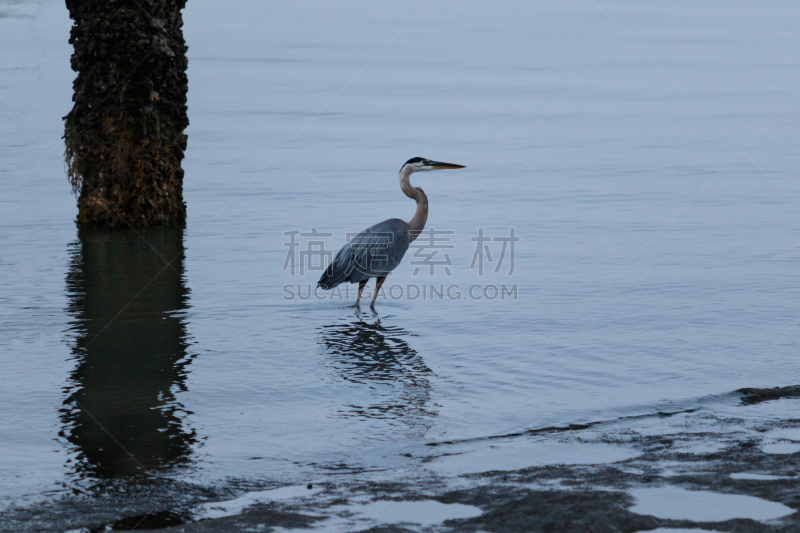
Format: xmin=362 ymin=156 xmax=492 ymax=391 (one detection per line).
xmin=401 ymin=157 xmax=425 ymax=172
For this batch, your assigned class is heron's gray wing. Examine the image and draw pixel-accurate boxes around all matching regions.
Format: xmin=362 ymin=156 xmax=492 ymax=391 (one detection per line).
xmin=318 ymin=218 xmax=410 ymax=289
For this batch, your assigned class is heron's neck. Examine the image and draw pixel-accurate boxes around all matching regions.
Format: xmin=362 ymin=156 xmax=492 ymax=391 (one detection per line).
xmin=400 ymin=167 xmax=427 ymax=241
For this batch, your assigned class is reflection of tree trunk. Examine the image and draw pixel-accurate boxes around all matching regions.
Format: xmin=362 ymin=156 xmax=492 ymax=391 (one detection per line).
xmin=62 ymin=226 xmax=195 ymax=479
xmin=64 ymin=0 xmax=188 ymax=227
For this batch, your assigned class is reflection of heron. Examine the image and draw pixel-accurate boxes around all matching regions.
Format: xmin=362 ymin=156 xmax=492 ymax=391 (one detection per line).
xmin=62 ymin=226 xmax=195 ymax=479
xmin=319 ymin=317 xmax=435 ymax=433
xmin=318 ymin=158 xmax=465 ymax=308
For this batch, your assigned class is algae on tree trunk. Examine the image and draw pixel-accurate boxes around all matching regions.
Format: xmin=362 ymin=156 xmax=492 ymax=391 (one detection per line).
xmin=64 ymin=0 xmax=189 ymax=227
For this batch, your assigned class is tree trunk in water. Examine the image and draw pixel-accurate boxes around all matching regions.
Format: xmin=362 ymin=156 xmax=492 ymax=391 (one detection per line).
xmin=64 ymin=0 xmax=188 ymax=227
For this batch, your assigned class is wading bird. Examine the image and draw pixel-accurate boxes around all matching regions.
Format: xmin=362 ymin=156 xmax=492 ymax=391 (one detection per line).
xmin=318 ymin=157 xmax=465 ymax=308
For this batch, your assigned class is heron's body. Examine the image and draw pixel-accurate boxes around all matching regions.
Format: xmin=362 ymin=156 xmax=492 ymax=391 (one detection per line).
xmin=318 ymin=218 xmax=411 ymax=287
xmin=318 ymin=157 xmax=465 ymax=308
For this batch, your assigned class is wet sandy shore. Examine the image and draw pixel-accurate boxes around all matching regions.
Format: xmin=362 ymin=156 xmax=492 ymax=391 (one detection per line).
xmin=4 ymin=388 xmax=800 ymax=532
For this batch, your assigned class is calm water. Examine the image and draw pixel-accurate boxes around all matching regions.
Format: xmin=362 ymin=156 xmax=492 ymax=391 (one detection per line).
xmin=2 ymin=0 xmax=800 ymax=509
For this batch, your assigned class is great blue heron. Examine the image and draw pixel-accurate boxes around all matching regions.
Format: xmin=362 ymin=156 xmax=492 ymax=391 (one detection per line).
xmin=318 ymin=157 xmax=465 ymax=308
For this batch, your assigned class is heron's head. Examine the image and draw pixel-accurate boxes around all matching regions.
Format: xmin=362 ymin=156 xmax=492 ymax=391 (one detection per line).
xmin=400 ymin=157 xmax=466 ymax=174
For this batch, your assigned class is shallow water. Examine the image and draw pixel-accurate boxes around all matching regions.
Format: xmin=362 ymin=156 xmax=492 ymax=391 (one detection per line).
xmin=425 ymin=441 xmax=640 ymax=475
xmin=193 ymin=485 xmax=324 ymax=520
xmin=287 ymin=499 xmax=484 ymax=532
xmin=2 ymin=0 xmax=800 ymax=517
xmin=629 ymin=487 xmax=796 ymax=522
xmin=729 ymin=473 xmax=795 ymax=481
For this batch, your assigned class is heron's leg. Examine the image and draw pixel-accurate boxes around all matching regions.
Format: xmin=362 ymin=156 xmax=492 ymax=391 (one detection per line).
xmin=356 ymin=280 xmax=368 ymax=306
xmin=371 ymin=275 xmax=387 ymax=309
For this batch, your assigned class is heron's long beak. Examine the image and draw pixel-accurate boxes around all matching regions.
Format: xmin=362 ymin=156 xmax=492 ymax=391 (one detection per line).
xmin=430 ymin=161 xmax=466 ymax=170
